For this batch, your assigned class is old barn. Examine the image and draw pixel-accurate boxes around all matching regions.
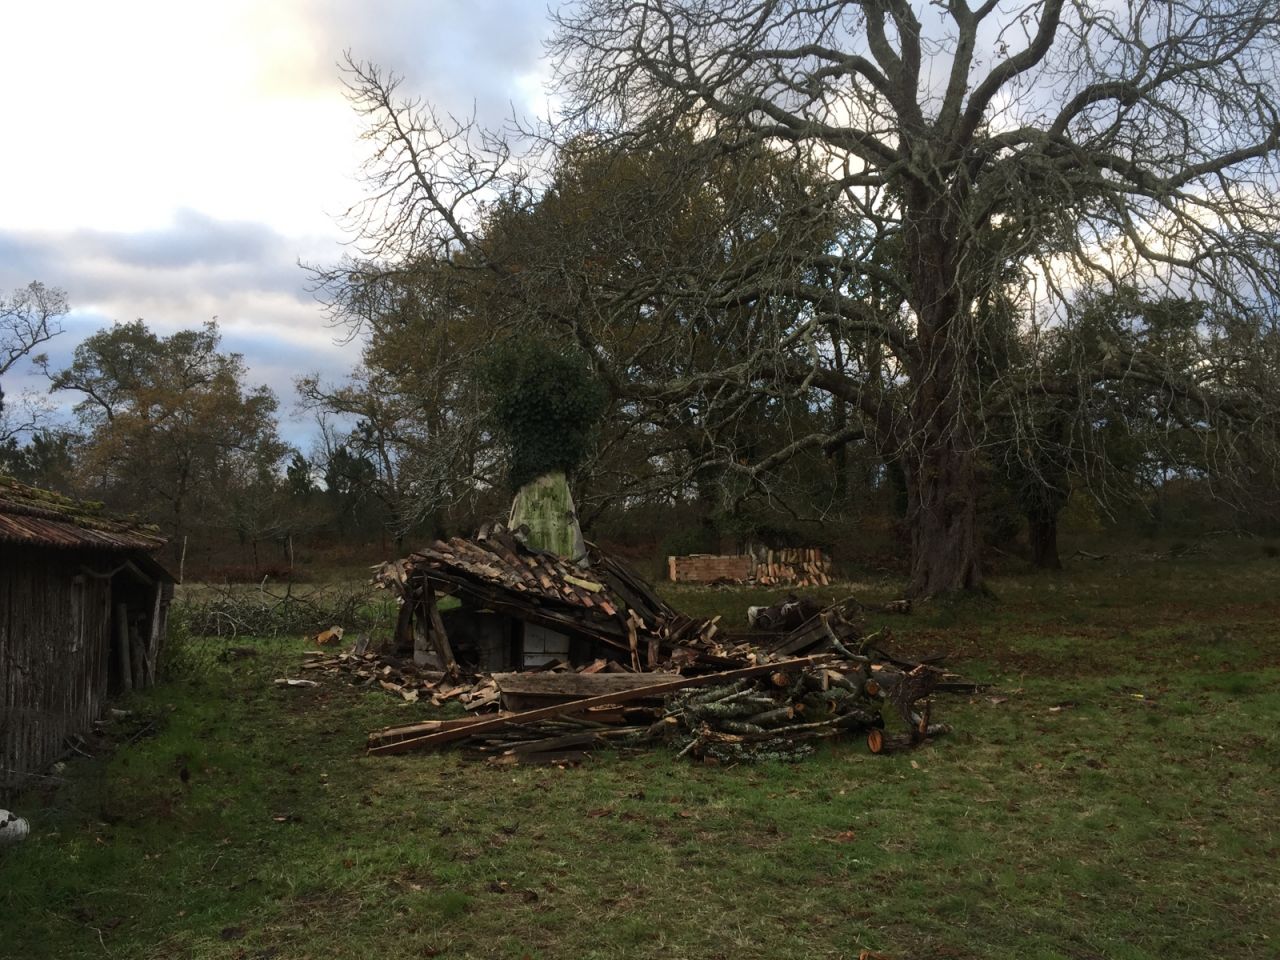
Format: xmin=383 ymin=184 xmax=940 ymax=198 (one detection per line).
xmin=0 ymin=478 xmax=174 ymax=796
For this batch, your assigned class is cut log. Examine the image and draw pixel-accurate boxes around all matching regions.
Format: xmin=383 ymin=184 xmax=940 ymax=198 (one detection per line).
xmin=867 ymin=723 xmax=952 ymax=754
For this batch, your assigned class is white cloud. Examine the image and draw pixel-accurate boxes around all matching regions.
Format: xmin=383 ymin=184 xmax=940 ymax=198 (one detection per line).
xmin=0 ymin=1 xmax=550 ymax=235
xmin=0 ymin=0 xmax=553 ymax=445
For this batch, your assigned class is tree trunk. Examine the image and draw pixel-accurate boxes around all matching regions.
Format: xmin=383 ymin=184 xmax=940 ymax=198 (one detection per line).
xmin=831 ymin=333 xmax=849 ymax=504
xmin=902 ymin=206 xmax=984 ymax=599
xmin=509 ymin=470 xmax=587 ymax=561
xmin=905 ymin=441 xmax=983 ymax=597
xmin=1028 ymin=509 xmax=1062 ymax=570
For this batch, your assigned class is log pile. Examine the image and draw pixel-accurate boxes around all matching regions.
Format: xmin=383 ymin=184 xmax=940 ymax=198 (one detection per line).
xmin=751 ymin=547 xmax=832 ymax=587
xmin=667 ymin=548 xmax=833 ymax=587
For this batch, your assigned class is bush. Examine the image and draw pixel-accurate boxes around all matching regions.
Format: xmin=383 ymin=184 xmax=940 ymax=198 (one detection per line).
xmin=169 ymin=582 xmax=397 ymax=641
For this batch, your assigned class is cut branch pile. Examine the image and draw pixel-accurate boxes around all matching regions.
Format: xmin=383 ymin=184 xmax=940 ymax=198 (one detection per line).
xmin=657 ymin=664 xmax=893 ymax=764
xmin=173 ymin=582 xmax=392 ymax=640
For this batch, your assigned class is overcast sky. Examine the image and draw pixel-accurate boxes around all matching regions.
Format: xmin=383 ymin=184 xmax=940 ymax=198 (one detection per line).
xmin=0 ymin=0 xmax=553 ymax=447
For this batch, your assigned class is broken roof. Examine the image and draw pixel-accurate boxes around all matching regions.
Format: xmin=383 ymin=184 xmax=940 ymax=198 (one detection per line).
xmin=0 ymin=476 xmax=167 ymax=553
xmin=378 ymin=523 xmax=711 ymax=655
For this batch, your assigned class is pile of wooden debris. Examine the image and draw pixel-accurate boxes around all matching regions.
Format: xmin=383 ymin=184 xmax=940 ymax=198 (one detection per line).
xmin=301 ymin=643 xmax=502 ymax=711
xmin=328 ymin=600 xmax=978 ymax=765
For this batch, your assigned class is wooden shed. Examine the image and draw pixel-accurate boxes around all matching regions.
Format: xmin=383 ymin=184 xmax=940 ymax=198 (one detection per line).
xmin=0 ymin=478 xmax=174 ymax=796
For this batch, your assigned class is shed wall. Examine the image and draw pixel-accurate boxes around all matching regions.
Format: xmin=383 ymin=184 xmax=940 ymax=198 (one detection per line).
xmin=0 ymin=547 xmax=113 ymax=795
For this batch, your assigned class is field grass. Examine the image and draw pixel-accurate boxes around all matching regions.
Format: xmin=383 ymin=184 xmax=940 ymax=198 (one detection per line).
xmin=2 ymin=555 xmax=1278 ymax=959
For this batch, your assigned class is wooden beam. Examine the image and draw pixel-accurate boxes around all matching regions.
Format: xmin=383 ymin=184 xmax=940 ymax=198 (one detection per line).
xmin=492 ymin=671 xmax=676 ymax=697
xmin=367 ymin=655 xmax=835 ymax=756
xmin=114 ymin=602 xmax=132 ymax=693
xmin=425 ymin=584 xmax=457 ymax=672
xmin=144 ymin=583 xmax=163 ymax=688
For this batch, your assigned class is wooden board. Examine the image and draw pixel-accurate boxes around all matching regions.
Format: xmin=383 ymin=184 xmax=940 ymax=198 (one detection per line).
xmin=492 ymin=670 xmax=678 ymax=711
xmin=367 ymin=655 xmax=836 ymax=756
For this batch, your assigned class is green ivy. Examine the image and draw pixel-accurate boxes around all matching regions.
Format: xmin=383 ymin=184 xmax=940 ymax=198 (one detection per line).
xmin=480 ymin=338 xmax=608 ymax=490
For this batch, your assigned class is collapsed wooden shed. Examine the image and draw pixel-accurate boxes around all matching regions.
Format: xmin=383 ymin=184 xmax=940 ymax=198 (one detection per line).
xmin=376 ymin=522 xmax=714 ymax=674
xmin=0 ymin=478 xmax=174 ymax=796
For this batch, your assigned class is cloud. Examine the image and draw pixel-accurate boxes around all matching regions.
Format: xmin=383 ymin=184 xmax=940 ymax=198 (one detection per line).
xmin=0 ymin=211 xmax=355 ymax=440
xmin=303 ymin=0 xmax=552 ymax=118
xmin=0 ymin=1 xmax=552 ymax=237
xmin=0 ymin=0 xmax=557 ymax=449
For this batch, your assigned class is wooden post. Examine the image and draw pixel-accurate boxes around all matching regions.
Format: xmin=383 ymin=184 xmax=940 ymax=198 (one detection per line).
xmin=129 ymin=622 xmax=145 ymax=690
xmin=144 ymin=584 xmax=163 ymax=687
xmin=394 ymin=601 xmax=415 ymax=656
xmin=425 ymin=584 xmax=457 ymax=672
xmin=627 ymin=613 xmax=640 ymax=672
xmin=114 ymin=602 xmax=133 ymax=693
xmin=411 ymin=606 xmax=434 ymax=667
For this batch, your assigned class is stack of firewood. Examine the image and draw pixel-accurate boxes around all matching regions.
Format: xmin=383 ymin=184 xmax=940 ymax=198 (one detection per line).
xmin=751 ymin=547 xmax=832 ymax=587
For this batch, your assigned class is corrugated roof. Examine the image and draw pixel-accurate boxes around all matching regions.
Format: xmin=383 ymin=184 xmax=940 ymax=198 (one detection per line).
xmin=0 ymin=476 xmax=166 ymax=552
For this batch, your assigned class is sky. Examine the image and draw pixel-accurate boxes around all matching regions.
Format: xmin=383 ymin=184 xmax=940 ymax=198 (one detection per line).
xmin=0 ymin=0 xmax=552 ymax=447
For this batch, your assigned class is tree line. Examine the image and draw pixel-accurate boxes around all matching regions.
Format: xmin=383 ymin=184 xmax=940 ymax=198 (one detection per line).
xmin=0 ymin=295 xmax=403 ymax=576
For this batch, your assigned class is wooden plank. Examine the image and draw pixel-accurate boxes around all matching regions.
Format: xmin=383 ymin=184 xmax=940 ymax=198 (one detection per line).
xmin=367 ymin=713 xmax=521 ymax=748
xmin=145 ymin=582 xmax=163 ymax=687
xmin=494 ymin=671 xmax=676 ymax=709
xmin=367 ymin=655 xmax=834 ymax=756
xmin=491 ymin=672 xmax=676 ymax=697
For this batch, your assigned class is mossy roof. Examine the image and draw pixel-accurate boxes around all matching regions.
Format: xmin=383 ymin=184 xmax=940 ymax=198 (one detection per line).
xmin=0 ymin=476 xmax=166 ymax=552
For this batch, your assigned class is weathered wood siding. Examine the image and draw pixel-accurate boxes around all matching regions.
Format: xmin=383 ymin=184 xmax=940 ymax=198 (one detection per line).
xmin=1 ymin=547 xmax=113 ymax=794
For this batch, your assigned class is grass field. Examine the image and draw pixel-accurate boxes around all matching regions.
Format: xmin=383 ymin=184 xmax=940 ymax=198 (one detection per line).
xmin=2 ymin=555 xmax=1278 ymax=959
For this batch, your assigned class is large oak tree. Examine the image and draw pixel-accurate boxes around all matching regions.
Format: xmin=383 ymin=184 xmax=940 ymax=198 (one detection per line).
xmin=334 ymin=0 xmax=1280 ymax=594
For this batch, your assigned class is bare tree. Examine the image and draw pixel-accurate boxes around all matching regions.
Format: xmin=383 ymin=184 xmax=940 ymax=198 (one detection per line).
xmin=545 ymin=0 xmax=1280 ymax=595
xmin=1 ymin=282 xmax=65 ymax=380
xmin=0 ymin=282 xmax=67 ymax=449
xmin=333 ymin=0 xmax=1280 ymax=595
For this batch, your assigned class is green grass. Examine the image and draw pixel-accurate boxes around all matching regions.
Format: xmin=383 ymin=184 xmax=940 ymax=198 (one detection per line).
xmin=3 ymin=556 xmax=1279 ymax=958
